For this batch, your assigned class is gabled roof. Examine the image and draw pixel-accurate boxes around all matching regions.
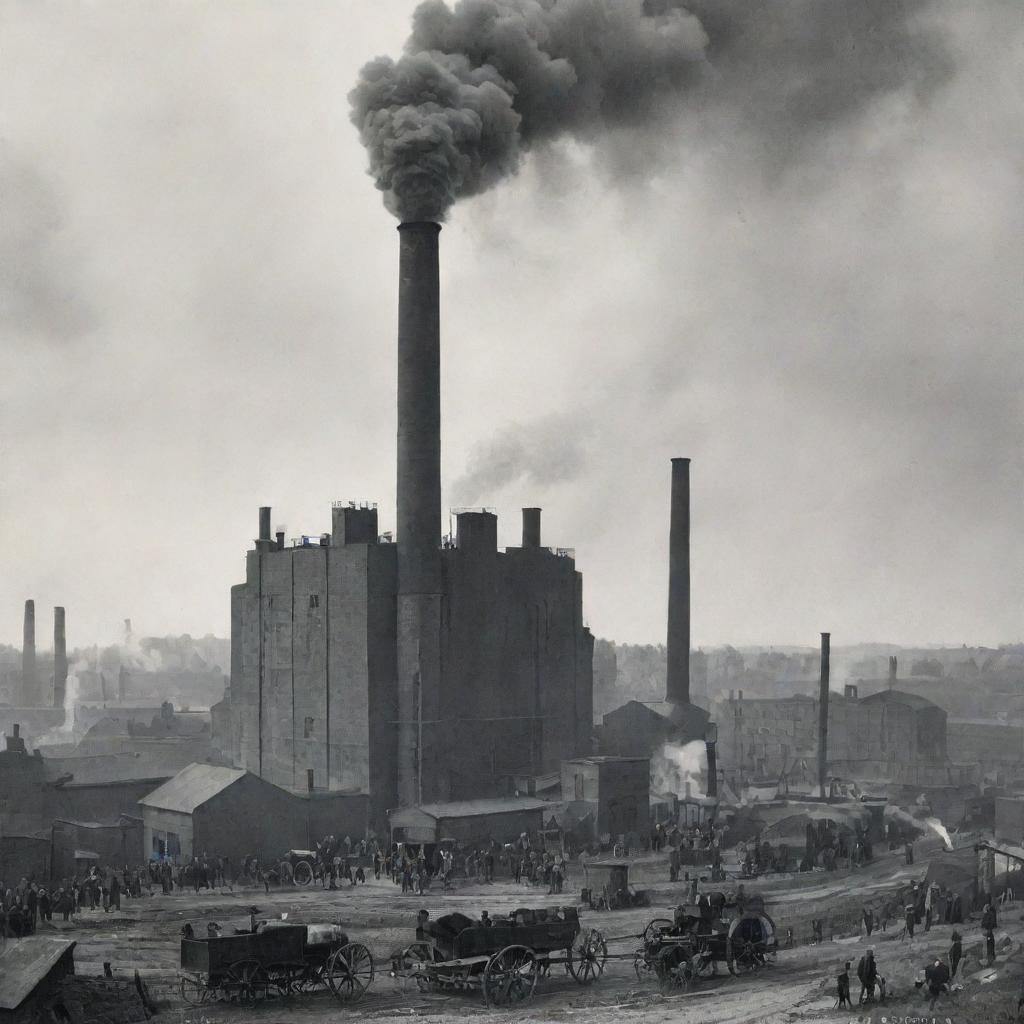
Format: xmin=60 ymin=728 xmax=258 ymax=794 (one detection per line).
xmin=415 ymin=797 xmax=550 ymax=819
xmin=139 ymin=763 xmax=246 ymax=814
xmin=0 ymin=938 xmax=76 ymax=1010
xmin=859 ymin=689 xmax=940 ymax=711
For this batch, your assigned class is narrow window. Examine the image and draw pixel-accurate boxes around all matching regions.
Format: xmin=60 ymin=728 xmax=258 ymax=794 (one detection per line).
xmin=309 ymin=594 xmax=320 ymax=609
xmin=304 ymin=716 xmax=314 ymax=738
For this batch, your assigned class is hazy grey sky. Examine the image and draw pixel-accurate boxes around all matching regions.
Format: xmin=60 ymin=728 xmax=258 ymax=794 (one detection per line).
xmin=2 ymin=1 xmax=1021 ymax=651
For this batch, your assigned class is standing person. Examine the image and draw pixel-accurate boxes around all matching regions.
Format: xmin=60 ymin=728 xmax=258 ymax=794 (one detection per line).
xmin=925 ymin=958 xmax=950 ymax=1010
xmin=905 ymin=841 xmax=914 ymax=865
xmin=484 ymin=848 xmax=495 ymax=884
xmin=39 ymin=888 xmax=51 ymax=923
xmin=373 ymin=849 xmax=382 ymax=880
xmin=985 ymin=927 xmax=997 ymax=966
xmin=669 ymin=845 xmax=681 ymax=883
xmin=109 ymin=872 xmax=121 ymax=912
xmin=836 ymin=961 xmax=853 ymax=1009
xmin=862 ymin=905 xmax=874 ymax=938
xmin=856 ymin=949 xmax=878 ymax=1004
xmin=949 ymin=930 xmax=962 ymax=980
xmin=903 ymin=904 xmax=915 ymax=942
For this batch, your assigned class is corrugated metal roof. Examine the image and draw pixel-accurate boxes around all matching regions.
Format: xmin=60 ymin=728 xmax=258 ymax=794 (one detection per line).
xmin=394 ymin=797 xmax=549 ymax=822
xmin=139 ymin=763 xmax=246 ymax=814
xmin=0 ymin=938 xmax=76 ymax=1010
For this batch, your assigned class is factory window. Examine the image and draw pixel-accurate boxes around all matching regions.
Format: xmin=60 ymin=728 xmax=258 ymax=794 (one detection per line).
xmin=309 ymin=594 xmax=320 ymax=609
xmin=304 ymin=716 xmax=314 ymax=738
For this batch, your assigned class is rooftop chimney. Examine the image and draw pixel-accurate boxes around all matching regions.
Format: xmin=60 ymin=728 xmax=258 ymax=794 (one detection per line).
xmin=258 ymin=507 xmax=272 ymax=544
xmin=666 ymin=458 xmax=690 ymax=704
xmin=522 ymin=508 xmax=542 ymax=548
xmin=396 ymin=221 xmax=443 ymax=806
xmin=888 ymin=655 xmax=897 ymax=688
xmin=22 ymin=600 xmax=37 ymax=707
xmin=818 ymin=632 xmax=830 ymax=800
xmin=53 ymin=607 xmax=67 ymax=710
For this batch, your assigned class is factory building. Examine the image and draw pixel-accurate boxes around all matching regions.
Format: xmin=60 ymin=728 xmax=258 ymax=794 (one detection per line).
xmin=713 ymin=687 xmax=965 ymax=786
xmin=223 ymin=505 xmax=593 ymax=827
xmin=218 ymin=222 xmax=594 ymax=829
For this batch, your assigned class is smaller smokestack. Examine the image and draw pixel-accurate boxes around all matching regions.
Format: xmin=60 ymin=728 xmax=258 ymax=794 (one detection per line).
xmin=53 ymin=607 xmax=67 ymax=710
xmin=259 ymin=507 xmax=272 ymax=542
xmin=275 ymin=531 xmax=285 ymax=550
xmin=818 ymin=632 xmax=830 ymax=800
xmin=522 ymin=508 xmax=542 ymax=548
xmin=666 ymin=458 xmax=691 ymax=704
xmin=705 ymin=723 xmax=718 ymax=799
xmin=888 ymin=655 xmax=898 ymax=688
xmin=22 ymin=600 xmax=37 ymax=707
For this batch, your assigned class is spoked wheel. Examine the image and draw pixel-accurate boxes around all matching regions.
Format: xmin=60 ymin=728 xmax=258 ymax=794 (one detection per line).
xmin=179 ymin=973 xmax=208 ymax=1006
xmin=656 ymin=950 xmax=694 ymax=995
xmin=642 ymin=918 xmax=673 ymax=944
xmin=326 ymin=943 xmax=375 ymax=1002
xmin=727 ymin=939 xmax=758 ymax=977
xmin=292 ymin=860 xmax=314 ymax=886
xmin=227 ymin=959 xmax=270 ymax=1006
xmin=483 ymin=945 xmax=540 ymax=1007
xmin=566 ymin=929 xmax=608 ymax=984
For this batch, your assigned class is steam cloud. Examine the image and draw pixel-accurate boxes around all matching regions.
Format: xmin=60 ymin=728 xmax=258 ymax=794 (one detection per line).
xmin=349 ymin=0 xmax=708 ymax=221
xmin=451 ymin=413 xmax=590 ymax=505
xmin=652 ymin=740 xmax=707 ymax=797
xmin=349 ymin=0 xmax=949 ymax=221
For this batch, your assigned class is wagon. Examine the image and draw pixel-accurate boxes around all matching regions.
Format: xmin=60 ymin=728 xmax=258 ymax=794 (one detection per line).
xmin=390 ymin=906 xmax=607 ymax=1007
xmin=179 ymin=921 xmax=374 ymax=1006
xmin=583 ymin=862 xmax=651 ymax=911
xmin=279 ymin=849 xmax=319 ymax=886
xmin=633 ymin=897 xmax=777 ymax=993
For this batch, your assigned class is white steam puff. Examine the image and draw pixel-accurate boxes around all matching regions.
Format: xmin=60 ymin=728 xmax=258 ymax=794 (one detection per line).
xmin=349 ymin=0 xmax=708 ymax=221
xmin=652 ymin=740 xmax=706 ymax=797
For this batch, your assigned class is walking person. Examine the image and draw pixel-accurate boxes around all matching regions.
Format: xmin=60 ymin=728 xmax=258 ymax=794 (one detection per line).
xmin=856 ymin=948 xmax=878 ymax=1004
xmin=836 ymin=961 xmax=853 ymax=1009
xmin=862 ymin=905 xmax=874 ymax=938
xmin=925 ymin=957 xmax=950 ymax=1010
xmin=949 ymin=930 xmax=962 ymax=980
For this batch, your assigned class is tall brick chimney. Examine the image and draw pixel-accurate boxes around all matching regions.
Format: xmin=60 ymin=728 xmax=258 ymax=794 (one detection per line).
xmin=22 ymin=600 xmax=37 ymax=707
xmin=817 ymin=632 xmax=830 ymax=800
xmin=53 ymin=606 xmax=67 ymax=709
xmin=396 ymin=221 xmax=443 ymax=806
xmin=666 ymin=458 xmax=690 ymax=704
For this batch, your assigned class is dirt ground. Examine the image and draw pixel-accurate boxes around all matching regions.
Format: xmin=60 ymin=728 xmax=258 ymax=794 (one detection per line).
xmin=37 ymin=841 xmax=1024 ymax=1024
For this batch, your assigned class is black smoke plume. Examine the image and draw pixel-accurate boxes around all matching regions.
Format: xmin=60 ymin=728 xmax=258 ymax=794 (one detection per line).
xmin=349 ymin=0 xmax=708 ymax=221
xmin=350 ymin=0 xmax=950 ymax=221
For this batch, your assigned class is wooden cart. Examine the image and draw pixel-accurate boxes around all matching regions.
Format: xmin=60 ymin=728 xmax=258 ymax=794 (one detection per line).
xmin=179 ymin=921 xmax=374 ymax=1006
xmin=390 ymin=907 xmax=607 ymax=1007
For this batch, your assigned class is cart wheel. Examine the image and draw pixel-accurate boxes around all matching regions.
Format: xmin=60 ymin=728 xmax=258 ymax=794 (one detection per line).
xmin=179 ymin=973 xmax=208 ymax=1006
xmin=227 ymin=959 xmax=270 ymax=1006
xmin=292 ymin=859 xmax=314 ymax=886
xmin=326 ymin=943 xmax=375 ymax=1002
xmin=727 ymin=938 xmax=757 ymax=977
xmin=642 ymin=919 xmax=673 ymax=944
xmin=483 ymin=945 xmax=539 ymax=1007
xmin=566 ymin=928 xmax=607 ymax=984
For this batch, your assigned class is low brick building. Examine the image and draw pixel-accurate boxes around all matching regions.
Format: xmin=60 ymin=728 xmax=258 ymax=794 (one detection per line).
xmin=560 ymin=756 xmax=650 ymax=839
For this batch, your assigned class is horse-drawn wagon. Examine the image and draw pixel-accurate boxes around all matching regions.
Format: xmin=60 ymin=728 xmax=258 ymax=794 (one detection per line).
xmin=179 ymin=921 xmax=374 ymax=1006
xmin=390 ymin=906 xmax=607 ymax=1007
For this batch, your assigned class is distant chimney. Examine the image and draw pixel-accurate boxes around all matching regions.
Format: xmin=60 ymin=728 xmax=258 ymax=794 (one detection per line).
xmin=258 ymin=506 xmax=272 ymax=543
xmin=522 ymin=508 xmax=542 ymax=548
xmin=22 ymin=600 xmax=37 ymax=707
xmin=275 ymin=531 xmax=285 ymax=550
xmin=888 ymin=655 xmax=897 ymax=688
xmin=705 ymin=723 xmax=719 ymax=799
xmin=53 ymin=607 xmax=67 ymax=710
xmin=818 ymin=632 xmax=830 ymax=800
xmin=666 ymin=458 xmax=691 ymax=704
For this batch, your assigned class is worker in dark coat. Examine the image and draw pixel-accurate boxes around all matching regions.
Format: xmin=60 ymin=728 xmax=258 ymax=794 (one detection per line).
xmin=857 ymin=949 xmax=878 ymax=1004
xmin=949 ymin=931 xmax=963 ymax=978
xmin=925 ymin=957 xmax=950 ymax=1010
xmin=836 ymin=961 xmax=852 ymax=1009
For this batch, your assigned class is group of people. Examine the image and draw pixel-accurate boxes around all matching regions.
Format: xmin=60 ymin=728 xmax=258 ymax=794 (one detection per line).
xmin=0 ymin=865 xmax=135 ymax=938
xmin=836 ymin=949 xmax=886 ymax=1008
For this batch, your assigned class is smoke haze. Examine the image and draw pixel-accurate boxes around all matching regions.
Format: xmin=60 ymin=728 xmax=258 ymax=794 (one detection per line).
xmin=1 ymin=2 xmax=1021 ymax=653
